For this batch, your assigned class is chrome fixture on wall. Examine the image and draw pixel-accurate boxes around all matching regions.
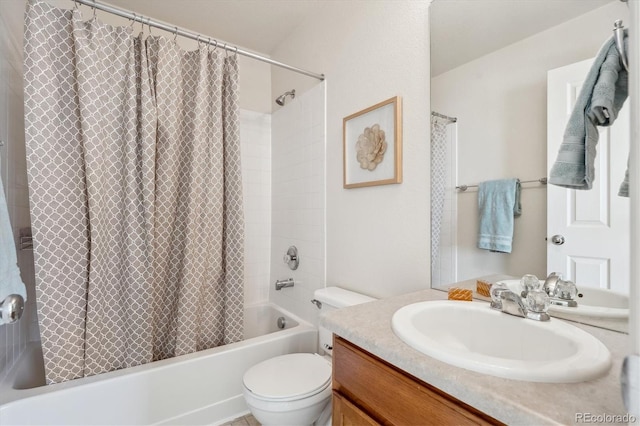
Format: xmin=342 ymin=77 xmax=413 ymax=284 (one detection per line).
xmin=275 ymin=278 xmax=295 ymax=291
xmin=275 ymin=89 xmax=296 ymax=106
xmin=614 ymin=20 xmax=629 ymax=72
xmin=283 ymin=245 xmax=299 ymax=270
xmin=0 ymin=294 xmax=24 ymax=325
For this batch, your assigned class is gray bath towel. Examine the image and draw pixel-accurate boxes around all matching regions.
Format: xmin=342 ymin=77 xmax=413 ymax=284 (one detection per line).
xmin=549 ymin=33 xmax=628 ymax=195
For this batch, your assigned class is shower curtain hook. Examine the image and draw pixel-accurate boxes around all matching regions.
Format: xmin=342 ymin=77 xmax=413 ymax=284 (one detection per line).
xmin=173 ymin=26 xmax=178 ymax=44
xmin=91 ymin=1 xmax=97 ymax=20
xmin=147 ymin=18 xmax=153 ymax=35
xmin=73 ymin=0 xmax=78 ymax=10
xmin=128 ymin=13 xmax=136 ymax=29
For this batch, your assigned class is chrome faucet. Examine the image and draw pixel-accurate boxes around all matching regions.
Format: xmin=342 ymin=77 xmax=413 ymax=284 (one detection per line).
xmin=490 ymin=286 xmax=550 ymax=321
xmin=543 ymin=272 xmax=578 ymax=307
xmin=275 ymin=278 xmax=295 ymax=291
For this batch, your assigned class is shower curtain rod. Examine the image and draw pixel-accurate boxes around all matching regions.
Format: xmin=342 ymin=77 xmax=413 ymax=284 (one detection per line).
xmin=73 ymin=0 xmax=325 ymax=81
xmin=431 ymin=111 xmax=457 ymax=122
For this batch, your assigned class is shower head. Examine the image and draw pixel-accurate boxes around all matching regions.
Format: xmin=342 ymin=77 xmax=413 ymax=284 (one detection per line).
xmin=275 ymin=89 xmax=296 ymax=106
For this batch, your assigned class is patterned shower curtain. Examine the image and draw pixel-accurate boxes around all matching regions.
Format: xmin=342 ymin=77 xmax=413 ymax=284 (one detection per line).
xmin=23 ymin=0 xmax=244 ymax=384
xmin=430 ymin=116 xmax=449 ymax=277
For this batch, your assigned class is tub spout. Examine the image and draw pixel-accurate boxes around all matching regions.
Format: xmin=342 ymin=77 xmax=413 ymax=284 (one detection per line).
xmin=275 ymin=278 xmax=294 ymax=291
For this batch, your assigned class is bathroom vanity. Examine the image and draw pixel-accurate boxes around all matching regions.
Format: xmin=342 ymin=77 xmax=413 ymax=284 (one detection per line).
xmin=322 ymin=288 xmax=629 ymax=425
xmin=332 ymin=336 xmax=500 ymax=425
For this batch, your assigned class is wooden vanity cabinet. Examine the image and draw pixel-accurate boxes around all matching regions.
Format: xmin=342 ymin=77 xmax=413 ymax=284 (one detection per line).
xmin=332 ymin=336 xmax=503 ymax=426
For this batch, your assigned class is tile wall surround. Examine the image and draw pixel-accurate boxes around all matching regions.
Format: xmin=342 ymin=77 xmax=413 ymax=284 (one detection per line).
xmin=269 ymin=82 xmax=326 ymax=326
xmin=240 ymin=110 xmax=272 ymax=307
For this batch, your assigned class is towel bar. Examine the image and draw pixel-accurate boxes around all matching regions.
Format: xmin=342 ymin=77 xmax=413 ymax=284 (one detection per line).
xmin=456 ymin=177 xmax=547 ymax=192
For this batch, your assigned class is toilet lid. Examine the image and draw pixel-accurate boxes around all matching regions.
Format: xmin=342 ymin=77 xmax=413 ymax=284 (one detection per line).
xmin=243 ymin=353 xmax=331 ymax=400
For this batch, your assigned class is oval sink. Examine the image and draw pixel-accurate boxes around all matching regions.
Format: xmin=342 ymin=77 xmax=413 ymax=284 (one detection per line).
xmin=391 ymin=301 xmax=611 ymax=383
xmin=497 ymin=279 xmax=629 ymax=320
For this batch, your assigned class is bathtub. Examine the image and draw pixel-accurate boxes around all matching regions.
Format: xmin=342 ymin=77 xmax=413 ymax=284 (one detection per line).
xmin=0 ymin=303 xmax=317 ymax=425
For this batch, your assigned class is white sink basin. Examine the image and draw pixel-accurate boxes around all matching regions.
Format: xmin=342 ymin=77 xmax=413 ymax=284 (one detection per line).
xmin=391 ymin=301 xmax=611 ymax=383
xmin=497 ymin=279 xmax=629 ymax=320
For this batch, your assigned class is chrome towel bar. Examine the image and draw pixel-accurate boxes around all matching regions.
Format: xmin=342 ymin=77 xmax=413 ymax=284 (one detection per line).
xmin=456 ymin=177 xmax=547 ymax=192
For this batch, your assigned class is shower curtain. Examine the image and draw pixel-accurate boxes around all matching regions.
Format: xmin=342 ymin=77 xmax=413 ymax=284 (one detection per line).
xmin=23 ymin=1 xmax=244 ymax=384
xmin=430 ymin=116 xmax=449 ymax=277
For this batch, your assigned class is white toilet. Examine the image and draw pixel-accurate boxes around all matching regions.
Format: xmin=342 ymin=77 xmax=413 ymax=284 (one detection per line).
xmin=242 ymin=287 xmax=376 ymax=426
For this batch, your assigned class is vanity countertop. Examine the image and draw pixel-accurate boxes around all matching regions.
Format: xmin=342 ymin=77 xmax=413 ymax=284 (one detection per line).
xmin=320 ymin=288 xmax=630 ymax=426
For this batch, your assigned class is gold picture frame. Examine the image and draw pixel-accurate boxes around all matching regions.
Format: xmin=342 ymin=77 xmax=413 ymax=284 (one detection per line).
xmin=343 ymin=96 xmax=402 ymax=189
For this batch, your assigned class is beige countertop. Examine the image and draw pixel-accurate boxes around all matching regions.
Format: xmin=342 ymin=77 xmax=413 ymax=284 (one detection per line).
xmin=320 ymin=288 xmax=630 ymax=426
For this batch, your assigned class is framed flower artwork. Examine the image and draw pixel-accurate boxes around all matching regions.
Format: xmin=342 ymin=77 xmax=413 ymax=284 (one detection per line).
xmin=343 ymin=96 xmax=402 ymax=188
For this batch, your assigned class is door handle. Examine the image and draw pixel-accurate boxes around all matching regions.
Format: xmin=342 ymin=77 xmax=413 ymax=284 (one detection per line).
xmin=549 ymin=234 xmax=565 ymax=245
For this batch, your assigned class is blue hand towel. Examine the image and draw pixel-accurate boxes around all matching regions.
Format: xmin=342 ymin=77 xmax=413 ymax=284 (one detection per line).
xmin=477 ymin=179 xmax=521 ymax=254
xmin=549 ymin=32 xmax=629 ymax=195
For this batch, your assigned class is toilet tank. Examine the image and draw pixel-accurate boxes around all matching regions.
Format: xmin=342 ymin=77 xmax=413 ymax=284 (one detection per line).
xmin=313 ymin=287 xmax=376 ymax=355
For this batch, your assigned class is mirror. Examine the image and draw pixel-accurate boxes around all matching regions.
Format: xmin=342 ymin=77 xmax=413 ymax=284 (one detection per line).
xmin=429 ymin=0 xmax=630 ymax=332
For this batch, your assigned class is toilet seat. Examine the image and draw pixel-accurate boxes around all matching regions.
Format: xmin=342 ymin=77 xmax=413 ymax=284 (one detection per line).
xmin=243 ymin=353 xmax=332 ymax=402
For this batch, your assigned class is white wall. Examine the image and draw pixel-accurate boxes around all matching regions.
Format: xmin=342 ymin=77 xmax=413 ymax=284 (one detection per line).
xmin=269 ymin=82 xmax=325 ymax=324
xmin=271 ymin=1 xmax=431 ymax=299
xmin=431 ymin=1 xmax=629 ymax=281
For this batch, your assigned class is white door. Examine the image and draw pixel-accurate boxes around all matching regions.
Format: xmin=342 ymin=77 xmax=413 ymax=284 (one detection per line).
xmin=547 ymin=59 xmax=630 ymax=294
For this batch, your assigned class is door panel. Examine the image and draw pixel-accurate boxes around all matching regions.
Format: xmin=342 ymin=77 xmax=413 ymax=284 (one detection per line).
xmin=547 ymin=59 xmax=630 ymax=293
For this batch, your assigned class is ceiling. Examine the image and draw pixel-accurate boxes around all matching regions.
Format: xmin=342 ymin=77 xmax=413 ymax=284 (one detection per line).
xmin=431 ymin=0 xmax=616 ymax=76
xmin=91 ymin=0 xmax=616 ymax=74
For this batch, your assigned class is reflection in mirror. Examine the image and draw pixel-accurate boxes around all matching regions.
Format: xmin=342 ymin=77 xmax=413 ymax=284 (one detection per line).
xmin=429 ymin=0 xmax=630 ymax=332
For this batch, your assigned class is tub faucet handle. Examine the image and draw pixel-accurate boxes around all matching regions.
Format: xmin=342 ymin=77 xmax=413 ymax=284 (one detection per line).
xmin=283 ymin=246 xmax=299 ymax=270
xmin=0 ymin=294 xmax=24 ymax=325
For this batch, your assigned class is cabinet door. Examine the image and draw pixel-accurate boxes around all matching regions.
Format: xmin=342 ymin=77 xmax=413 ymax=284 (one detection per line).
xmin=333 ymin=392 xmax=380 ymax=426
xmin=333 ymin=337 xmax=502 ymax=425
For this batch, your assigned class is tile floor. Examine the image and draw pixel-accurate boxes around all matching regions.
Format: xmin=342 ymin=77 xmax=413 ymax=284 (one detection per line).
xmin=221 ymin=414 xmax=260 ymax=426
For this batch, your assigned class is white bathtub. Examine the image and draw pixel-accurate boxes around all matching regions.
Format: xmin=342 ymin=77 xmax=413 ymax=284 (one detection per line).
xmin=0 ymin=303 xmax=317 ymax=425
